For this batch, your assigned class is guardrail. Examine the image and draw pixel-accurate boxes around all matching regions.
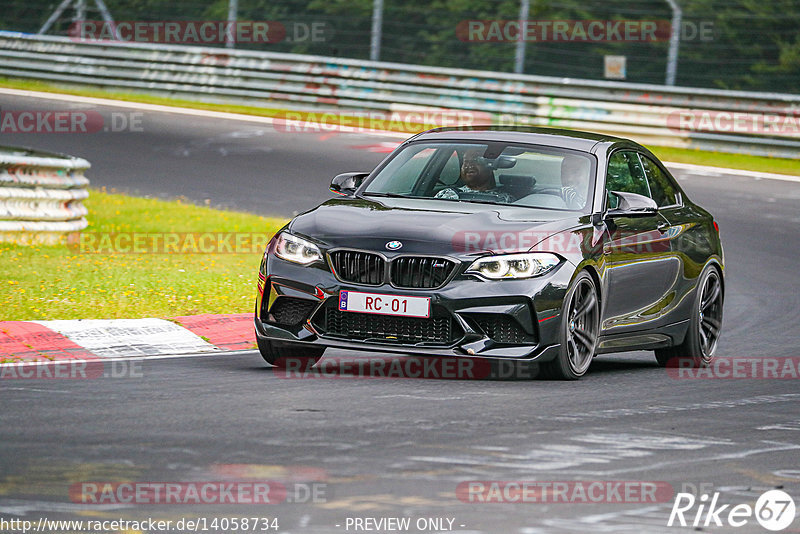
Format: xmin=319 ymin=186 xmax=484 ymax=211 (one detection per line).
xmin=0 ymin=31 xmax=798 ymax=159
xmin=0 ymin=146 xmax=90 ymax=243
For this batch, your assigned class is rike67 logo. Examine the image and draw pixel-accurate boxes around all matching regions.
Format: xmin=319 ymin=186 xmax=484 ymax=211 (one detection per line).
xmin=668 ymin=489 xmax=796 ymax=531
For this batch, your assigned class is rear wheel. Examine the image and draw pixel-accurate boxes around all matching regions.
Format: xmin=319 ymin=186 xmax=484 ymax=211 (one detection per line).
xmin=257 ymin=337 xmax=324 ymax=369
xmin=541 ymin=271 xmax=600 ymax=380
xmin=655 ymin=265 xmax=723 ymax=368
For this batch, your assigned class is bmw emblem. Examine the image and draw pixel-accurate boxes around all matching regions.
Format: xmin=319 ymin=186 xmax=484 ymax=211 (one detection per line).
xmin=386 ymin=240 xmax=403 ymax=250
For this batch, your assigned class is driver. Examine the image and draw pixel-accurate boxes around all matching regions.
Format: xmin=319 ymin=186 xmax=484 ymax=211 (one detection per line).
xmin=560 ymin=155 xmax=590 ymax=209
xmin=435 ymin=148 xmax=515 ymax=203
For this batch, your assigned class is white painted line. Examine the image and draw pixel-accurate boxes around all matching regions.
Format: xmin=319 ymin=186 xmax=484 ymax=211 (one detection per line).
xmin=35 ymin=318 xmax=218 ymax=358
xmin=0 ymin=87 xmax=410 ymax=138
xmin=664 ymin=161 xmax=800 ymax=182
xmin=1 ymin=87 xmax=795 ymax=178
xmin=0 ymin=87 xmax=283 ymax=124
xmin=564 ymin=441 xmax=800 ymax=477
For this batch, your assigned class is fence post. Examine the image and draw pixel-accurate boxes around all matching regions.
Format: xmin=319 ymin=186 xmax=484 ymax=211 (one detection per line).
xmin=514 ymin=0 xmax=530 ymax=74
xmin=370 ymin=0 xmax=384 ymax=61
xmin=226 ymin=0 xmax=239 ymax=49
xmin=665 ymin=0 xmax=682 ymax=86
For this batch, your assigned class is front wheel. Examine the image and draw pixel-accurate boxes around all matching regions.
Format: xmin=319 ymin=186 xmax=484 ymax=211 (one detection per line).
xmin=257 ymin=336 xmax=324 ymax=369
xmin=655 ymin=265 xmax=723 ymax=368
xmin=540 ymin=271 xmax=600 ymax=380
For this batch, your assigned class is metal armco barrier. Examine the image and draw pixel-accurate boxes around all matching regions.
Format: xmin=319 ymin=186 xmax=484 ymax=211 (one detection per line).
xmin=0 ymin=31 xmax=798 ymax=159
xmin=0 ymin=146 xmax=90 ymax=243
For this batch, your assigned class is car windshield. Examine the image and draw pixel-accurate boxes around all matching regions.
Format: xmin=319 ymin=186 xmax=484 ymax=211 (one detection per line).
xmin=362 ymin=142 xmax=596 ymax=213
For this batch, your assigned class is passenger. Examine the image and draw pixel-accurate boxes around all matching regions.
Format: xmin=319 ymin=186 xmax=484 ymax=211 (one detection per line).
xmin=560 ymin=155 xmax=590 ymax=209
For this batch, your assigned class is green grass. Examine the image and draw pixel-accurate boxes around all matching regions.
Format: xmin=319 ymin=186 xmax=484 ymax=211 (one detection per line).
xmin=0 ymin=189 xmax=288 ymax=320
xmin=0 ymin=77 xmax=437 ymax=131
xmin=649 ymin=146 xmax=800 ymax=177
xmin=2 ymin=76 xmax=797 ymax=176
xmin=0 ymin=76 xmax=294 ymax=120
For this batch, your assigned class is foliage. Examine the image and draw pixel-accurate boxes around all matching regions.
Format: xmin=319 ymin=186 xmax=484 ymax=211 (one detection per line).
xmin=0 ymin=0 xmax=796 ymax=91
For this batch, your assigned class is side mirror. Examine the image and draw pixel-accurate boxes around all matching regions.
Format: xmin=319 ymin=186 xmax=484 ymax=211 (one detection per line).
xmin=606 ymin=191 xmax=658 ymax=217
xmin=330 ymin=172 xmax=368 ymax=196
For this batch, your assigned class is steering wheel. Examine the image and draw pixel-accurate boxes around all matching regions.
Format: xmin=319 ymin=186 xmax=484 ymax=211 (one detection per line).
xmin=434 ymin=177 xmax=462 ymax=188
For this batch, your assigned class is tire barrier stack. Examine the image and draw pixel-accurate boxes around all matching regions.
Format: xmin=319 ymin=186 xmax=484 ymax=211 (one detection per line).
xmin=0 ymin=146 xmax=90 ymax=244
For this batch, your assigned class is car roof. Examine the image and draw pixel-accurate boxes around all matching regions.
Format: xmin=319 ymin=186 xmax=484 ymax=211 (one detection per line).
xmin=410 ymin=126 xmax=632 ymax=152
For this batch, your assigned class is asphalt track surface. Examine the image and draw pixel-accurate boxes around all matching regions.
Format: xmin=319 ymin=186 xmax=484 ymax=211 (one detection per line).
xmin=1 ymin=92 xmax=800 ymax=533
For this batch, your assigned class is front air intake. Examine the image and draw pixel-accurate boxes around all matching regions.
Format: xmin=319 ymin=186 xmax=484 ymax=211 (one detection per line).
xmin=390 ymin=256 xmax=457 ymax=289
xmin=329 ymin=250 xmax=385 ymax=285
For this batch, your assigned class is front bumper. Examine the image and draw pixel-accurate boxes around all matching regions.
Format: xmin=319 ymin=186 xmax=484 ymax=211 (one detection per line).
xmin=254 ymin=253 xmax=574 ymax=361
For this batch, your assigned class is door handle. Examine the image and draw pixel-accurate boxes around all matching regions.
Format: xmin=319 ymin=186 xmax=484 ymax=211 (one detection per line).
xmin=657 ymin=222 xmax=670 ymax=233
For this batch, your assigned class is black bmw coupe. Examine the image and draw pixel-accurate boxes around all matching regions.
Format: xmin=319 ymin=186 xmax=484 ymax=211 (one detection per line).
xmin=255 ymin=126 xmax=724 ymax=379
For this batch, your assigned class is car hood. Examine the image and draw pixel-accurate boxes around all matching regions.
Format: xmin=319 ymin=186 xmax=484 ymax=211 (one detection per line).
xmin=288 ymin=196 xmax=583 ymax=255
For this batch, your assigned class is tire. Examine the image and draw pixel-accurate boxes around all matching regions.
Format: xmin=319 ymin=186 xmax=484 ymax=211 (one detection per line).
xmin=540 ymin=271 xmax=600 ymax=380
xmin=257 ymin=336 xmax=324 ymax=369
xmin=655 ymin=265 xmax=723 ymax=368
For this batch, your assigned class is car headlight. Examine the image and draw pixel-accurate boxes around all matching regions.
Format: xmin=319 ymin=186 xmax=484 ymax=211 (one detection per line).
xmin=466 ymin=253 xmax=560 ymax=279
xmin=273 ymin=232 xmax=323 ymax=265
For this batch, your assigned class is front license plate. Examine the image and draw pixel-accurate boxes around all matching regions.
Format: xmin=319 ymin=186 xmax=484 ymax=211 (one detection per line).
xmin=339 ymin=290 xmax=430 ymax=318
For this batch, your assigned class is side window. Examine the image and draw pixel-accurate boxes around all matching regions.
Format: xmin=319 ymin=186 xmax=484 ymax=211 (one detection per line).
xmin=640 ymin=155 xmax=679 ymax=207
xmin=605 ymin=151 xmax=650 ymax=209
xmin=436 ymin=150 xmax=463 ymax=188
xmin=385 ymin=147 xmax=437 ymax=194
